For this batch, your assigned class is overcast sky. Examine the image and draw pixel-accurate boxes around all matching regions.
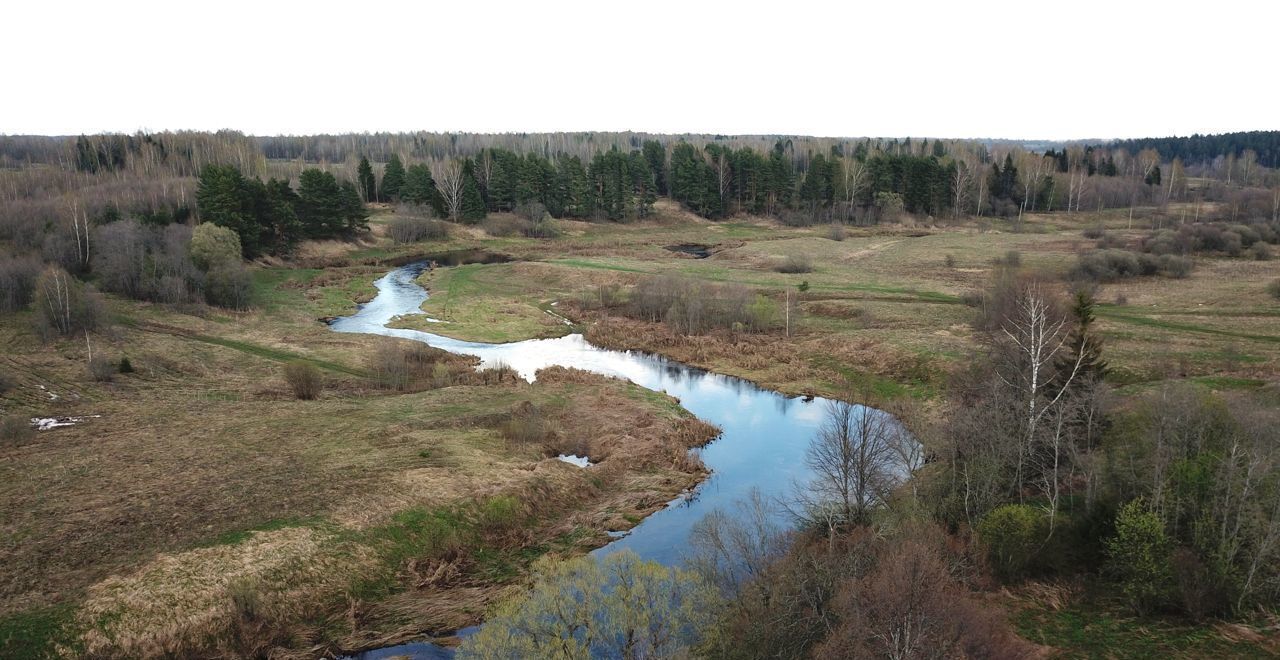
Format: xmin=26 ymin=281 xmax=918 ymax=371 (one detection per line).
xmin=7 ymin=0 xmax=1277 ymax=140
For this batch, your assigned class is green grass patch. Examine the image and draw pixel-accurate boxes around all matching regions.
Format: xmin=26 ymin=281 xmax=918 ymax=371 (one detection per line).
xmin=0 ymin=604 xmax=79 ymax=660
xmin=1015 ymin=603 xmax=1265 ymax=658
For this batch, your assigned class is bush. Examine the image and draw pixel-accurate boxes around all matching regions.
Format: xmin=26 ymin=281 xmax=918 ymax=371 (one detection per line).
xmin=88 ymin=356 xmax=115 ymax=382
xmin=944 ymin=254 xmax=956 ymax=268
xmin=826 ymin=224 xmax=846 ymax=241
xmin=388 ymin=216 xmax=449 ymax=244
xmin=1070 ymin=249 xmax=1191 ymax=282
xmin=1082 ymin=226 xmax=1106 ymax=239
xmin=977 ymin=504 xmax=1046 ymax=581
xmin=774 ymin=254 xmax=813 ymax=274
xmin=481 ymin=215 xmax=533 ymax=237
xmin=32 ymin=267 xmax=107 ymax=339
xmin=368 ymin=340 xmax=443 ymax=391
xmin=994 ymin=250 xmax=1022 ymax=267
xmin=0 ymin=254 xmax=42 ymax=312
xmin=513 ymin=201 xmax=548 ymax=222
xmin=0 ymin=370 xmax=14 ymax=393
xmin=189 ymin=223 xmax=242 ymax=270
xmin=283 ymin=361 xmax=322 ymax=400
xmin=524 ymin=217 xmax=561 ymax=239
xmin=1105 ymin=498 xmax=1172 ymax=615
xmin=1158 ymin=254 xmax=1193 ymax=278
xmin=500 ymin=400 xmax=555 ymax=445
xmin=118 ymin=356 xmax=134 ymax=374
xmin=1249 ymin=241 xmax=1273 ymax=261
xmin=1267 ymin=278 xmax=1280 ymax=300
xmin=0 ymin=415 xmax=34 ymax=447
xmin=204 ymin=263 xmax=253 ymax=309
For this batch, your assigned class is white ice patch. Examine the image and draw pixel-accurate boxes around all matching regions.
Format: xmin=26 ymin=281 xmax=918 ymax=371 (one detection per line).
xmin=555 ymin=454 xmax=594 ymax=468
xmin=31 ymin=415 xmax=100 ymax=431
xmin=543 ymin=309 xmax=573 ymax=326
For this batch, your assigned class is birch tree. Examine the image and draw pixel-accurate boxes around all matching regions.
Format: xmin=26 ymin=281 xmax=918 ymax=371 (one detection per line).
xmin=431 ymin=160 xmax=465 ymax=221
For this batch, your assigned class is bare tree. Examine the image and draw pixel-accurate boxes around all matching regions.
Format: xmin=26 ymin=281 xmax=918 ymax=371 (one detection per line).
xmin=431 ymin=160 xmax=464 ymax=221
xmin=800 ymin=399 xmax=901 ymax=529
xmin=994 ymin=283 xmax=1084 ymax=502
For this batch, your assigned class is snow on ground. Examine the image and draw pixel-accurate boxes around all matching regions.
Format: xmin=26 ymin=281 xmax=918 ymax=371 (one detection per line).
xmin=554 ymin=454 xmax=594 ymax=467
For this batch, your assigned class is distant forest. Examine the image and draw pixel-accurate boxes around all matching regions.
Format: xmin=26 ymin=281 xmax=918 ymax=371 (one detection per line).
xmin=2 ymin=131 xmax=1278 ymax=261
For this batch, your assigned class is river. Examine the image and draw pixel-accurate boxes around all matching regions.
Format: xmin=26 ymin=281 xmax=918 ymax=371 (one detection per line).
xmin=330 ymin=262 xmax=862 ymax=658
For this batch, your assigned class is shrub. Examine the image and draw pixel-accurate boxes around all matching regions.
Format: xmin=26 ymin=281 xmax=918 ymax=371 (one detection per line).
xmin=995 ymin=250 xmax=1022 ymax=267
xmin=944 ymin=254 xmax=956 ymax=268
xmin=524 ymin=217 xmax=561 ymax=239
xmin=513 ymin=201 xmax=548 ymax=222
xmin=0 ymin=415 xmax=34 ymax=446
xmin=118 ymin=356 xmax=134 ymax=374
xmin=1249 ymin=241 xmax=1272 ymax=261
xmin=977 ymin=504 xmax=1046 ymax=581
xmin=88 ymin=356 xmax=115 ymax=382
xmin=204 ymin=262 xmax=253 ymax=309
xmin=826 ymin=224 xmax=846 ymax=241
xmin=1158 ymin=254 xmax=1193 ymax=278
xmin=1267 ymin=278 xmax=1280 ymax=300
xmin=368 ymin=340 xmax=443 ymax=391
xmin=500 ymin=400 xmax=555 ymax=445
xmin=32 ymin=267 xmax=107 ymax=339
xmin=774 ymin=254 xmax=813 ymax=274
xmin=0 ymin=254 xmax=42 ymax=312
xmin=1105 ymin=498 xmax=1172 ymax=615
xmin=388 ymin=216 xmax=449 ymax=244
xmin=481 ymin=215 xmax=533 ymax=237
xmin=0 ymin=370 xmax=13 ymax=393
xmin=189 ymin=222 xmax=243 ymax=270
xmin=283 ymin=361 xmax=322 ymax=400
xmin=1082 ymin=226 xmax=1106 ymax=239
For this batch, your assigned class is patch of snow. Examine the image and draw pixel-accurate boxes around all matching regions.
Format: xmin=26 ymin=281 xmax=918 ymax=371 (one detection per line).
xmin=543 ymin=309 xmax=573 ymax=326
xmin=37 ymin=385 xmax=58 ymax=400
xmin=31 ymin=414 xmax=100 ymax=431
xmin=555 ymin=454 xmax=594 ymax=468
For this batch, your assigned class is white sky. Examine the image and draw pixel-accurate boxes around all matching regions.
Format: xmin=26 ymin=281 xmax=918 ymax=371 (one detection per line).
xmin=6 ymin=0 xmax=1278 ymax=140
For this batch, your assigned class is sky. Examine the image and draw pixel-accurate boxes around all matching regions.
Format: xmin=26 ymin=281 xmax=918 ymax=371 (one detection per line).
xmin=6 ymin=0 xmax=1278 ymax=140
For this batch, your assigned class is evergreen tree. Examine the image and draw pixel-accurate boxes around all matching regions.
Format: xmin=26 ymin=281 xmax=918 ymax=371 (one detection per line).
xmin=196 ymin=164 xmax=260 ymax=256
xmin=357 ymin=156 xmax=378 ymax=202
xmin=297 ymin=169 xmax=347 ymax=237
xmin=401 ymin=163 xmax=443 ymax=214
xmin=381 ymin=154 xmax=406 ymax=201
xmin=642 ymin=140 xmax=668 ymax=195
xmin=460 ymin=160 xmax=487 ymax=222
xmin=339 ymin=180 xmax=369 ymax=232
xmin=1057 ymin=290 xmax=1108 ymax=387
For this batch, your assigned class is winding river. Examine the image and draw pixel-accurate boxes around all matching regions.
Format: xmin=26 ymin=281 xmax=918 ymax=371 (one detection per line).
xmin=331 ymin=263 xmax=860 ymax=658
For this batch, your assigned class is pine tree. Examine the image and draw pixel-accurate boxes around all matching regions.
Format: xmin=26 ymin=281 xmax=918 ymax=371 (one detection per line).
xmin=381 ymin=154 xmax=406 ymax=201
xmin=357 ymin=156 xmax=378 ymax=202
xmin=196 ymin=164 xmax=260 ymax=256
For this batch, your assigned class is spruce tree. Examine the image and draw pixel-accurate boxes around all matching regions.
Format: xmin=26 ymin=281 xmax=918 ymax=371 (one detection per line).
xmin=381 ymin=154 xmax=406 ymax=201
xmin=1057 ymin=290 xmax=1108 ymax=388
xmin=357 ymin=156 xmax=378 ymax=202
xmin=339 ymin=180 xmax=369 ymax=232
xmin=460 ymin=160 xmax=487 ymax=222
